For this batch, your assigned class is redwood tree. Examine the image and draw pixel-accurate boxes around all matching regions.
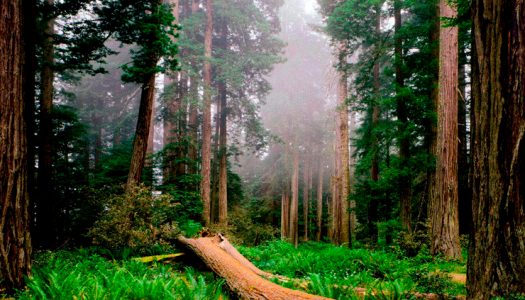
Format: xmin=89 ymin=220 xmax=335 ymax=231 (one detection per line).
xmin=429 ymin=0 xmax=461 ymax=259
xmin=110 ymin=0 xmax=178 ymax=190
xmin=468 ymin=0 xmax=525 ymax=297
xmin=289 ymin=150 xmax=299 ymax=247
xmin=200 ymin=0 xmax=213 ymax=225
xmin=0 ymin=0 xmax=32 ymax=291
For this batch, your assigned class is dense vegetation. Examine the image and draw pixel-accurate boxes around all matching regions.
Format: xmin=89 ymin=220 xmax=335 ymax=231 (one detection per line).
xmin=1 ymin=0 xmax=524 ymax=298
xmin=18 ymin=241 xmax=469 ymax=299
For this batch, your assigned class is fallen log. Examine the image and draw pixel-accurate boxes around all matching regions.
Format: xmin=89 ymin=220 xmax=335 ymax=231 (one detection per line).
xmin=177 ymin=234 xmax=331 ymax=300
xmin=177 ymin=234 xmax=465 ymax=300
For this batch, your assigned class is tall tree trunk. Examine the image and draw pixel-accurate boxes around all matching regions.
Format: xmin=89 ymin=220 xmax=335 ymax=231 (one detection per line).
xmin=200 ymin=0 xmax=213 ymax=225
xmin=217 ymin=18 xmax=228 ymax=225
xmin=126 ymin=73 xmax=157 ymax=190
xmin=337 ymin=67 xmax=350 ymax=246
xmin=429 ymin=0 xmax=461 ymax=259
xmin=0 ymin=0 xmax=32 ymax=291
xmin=394 ymin=0 xmax=412 ymax=232
xmin=302 ymin=158 xmax=309 ymax=241
xmin=24 ymin=0 xmax=36 ymax=253
xmin=37 ymin=0 xmax=56 ymax=248
xmin=316 ymin=160 xmax=323 ymax=241
xmin=368 ymin=7 xmax=381 ymax=244
xmin=467 ymin=0 xmax=525 ymax=297
xmin=349 ymin=111 xmax=356 ymax=243
xmin=281 ymin=192 xmax=290 ymax=240
xmin=327 ymin=176 xmax=334 ymax=241
xmin=289 ymin=150 xmax=299 ymax=247
xmin=331 ymin=114 xmax=341 ymax=244
xmin=187 ymin=0 xmax=200 ymax=175
xmin=218 ymin=81 xmax=228 ymax=225
xmin=210 ymin=92 xmax=220 ymax=224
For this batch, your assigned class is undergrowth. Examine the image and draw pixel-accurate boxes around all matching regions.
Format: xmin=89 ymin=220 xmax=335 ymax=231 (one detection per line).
xmin=238 ymin=240 xmax=466 ymax=299
xmin=16 ymin=249 xmax=227 ymax=300
xmin=13 ymin=240 xmax=466 ymax=299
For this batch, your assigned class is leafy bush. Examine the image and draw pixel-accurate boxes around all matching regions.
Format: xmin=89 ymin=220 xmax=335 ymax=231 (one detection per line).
xmin=208 ymin=205 xmax=277 ymax=246
xmin=395 ymin=224 xmax=430 ymax=257
xmin=88 ymin=185 xmax=180 ymax=253
xmin=409 ymin=267 xmax=453 ymax=294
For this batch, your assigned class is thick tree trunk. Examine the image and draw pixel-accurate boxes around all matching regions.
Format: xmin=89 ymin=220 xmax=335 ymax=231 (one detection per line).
xmin=467 ymin=0 xmax=525 ymax=297
xmin=127 ymin=73 xmax=157 ymax=190
xmin=337 ymin=68 xmax=350 ymax=246
xmin=200 ymin=0 xmax=213 ymax=225
xmin=316 ymin=161 xmax=323 ymax=241
xmin=177 ymin=235 xmax=329 ymax=299
xmin=218 ymin=82 xmax=228 ymax=225
xmin=0 ymin=0 xmax=32 ymax=291
xmin=394 ymin=0 xmax=412 ymax=232
xmin=429 ymin=0 xmax=461 ymax=259
xmin=289 ymin=150 xmax=299 ymax=247
xmin=37 ymin=0 xmax=56 ymax=248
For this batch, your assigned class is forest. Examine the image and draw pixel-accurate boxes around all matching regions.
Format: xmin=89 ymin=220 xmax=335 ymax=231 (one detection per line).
xmin=0 ymin=0 xmax=524 ymax=299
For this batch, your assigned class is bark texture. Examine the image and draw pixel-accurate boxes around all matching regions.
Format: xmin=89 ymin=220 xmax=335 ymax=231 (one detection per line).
xmin=126 ymin=74 xmax=157 ymax=190
xmin=218 ymin=83 xmax=228 ymax=225
xmin=0 ymin=0 xmax=32 ymax=291
xmin=200 ymin=0 xmax=213 ymax=225
xmin=467 ymin=0 xmax=525 ymax=297
xmin=337 ymin=69 xmax=350 ymax=246
xmin=177 ymin=234 xmax=330 ymax=300
xmin=429 ymin=0 xmax=461 ymax=259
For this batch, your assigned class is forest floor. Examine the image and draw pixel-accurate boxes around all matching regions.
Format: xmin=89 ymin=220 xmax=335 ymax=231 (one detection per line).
xmin=13 ymin=240 xmax=466 ymax=299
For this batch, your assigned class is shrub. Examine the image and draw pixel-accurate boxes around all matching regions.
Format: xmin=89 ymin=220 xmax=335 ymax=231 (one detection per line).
xmin=395 ymin=223 xmax=430 ymax=257
xmin=88 ymin=185 xmax=180 ymax=253
xmin=213 ymin=205 xmax=278 ymax=246
xmin=409 ymin=267 xmax=453 ymax=294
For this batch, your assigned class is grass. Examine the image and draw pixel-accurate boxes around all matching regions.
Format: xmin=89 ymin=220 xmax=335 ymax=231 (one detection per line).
xmin=16 ymin=249 xmax=227 ymax=300
xmin=238 ymin=240 xmax=466 ymax=299
xmin=12 ymin=241 xmax=466 ymax=299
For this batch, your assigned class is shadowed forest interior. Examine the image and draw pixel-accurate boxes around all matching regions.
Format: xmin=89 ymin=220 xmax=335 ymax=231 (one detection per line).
xmin=0 ymin=0 xmax=524 ymax=299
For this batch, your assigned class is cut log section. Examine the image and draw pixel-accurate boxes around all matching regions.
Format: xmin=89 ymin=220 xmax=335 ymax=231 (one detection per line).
xmin=177 ymin=234 xmax=331 ymax=300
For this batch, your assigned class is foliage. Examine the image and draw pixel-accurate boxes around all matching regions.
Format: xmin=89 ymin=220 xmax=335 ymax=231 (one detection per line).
xmin=394 ymin=224 xmax=431 ymax=257
xmin=239 ymin=240 xmax=466 ymax=298
xmin=87 ymin=185 xmax=180 ymax=253
xmin=95 ymin=0 xmax=180 ymax=83
xmin=16 ymin=250 xmax=226 ymax=300
xmin=216 ymin=206 xmax=278 ymax=246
